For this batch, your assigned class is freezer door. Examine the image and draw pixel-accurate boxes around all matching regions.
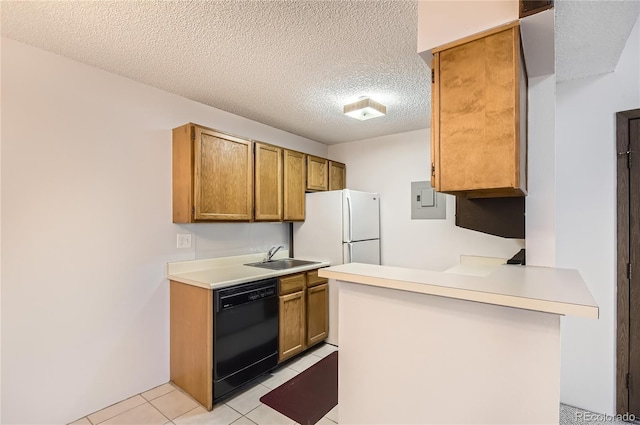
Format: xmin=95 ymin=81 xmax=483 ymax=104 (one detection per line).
xmin=343 ymin=240 xmax=381 ymax=265
xmin=342 ymin=190 xmax=380 ymax=242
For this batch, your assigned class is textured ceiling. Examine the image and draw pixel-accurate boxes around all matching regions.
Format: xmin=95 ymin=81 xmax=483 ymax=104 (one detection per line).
xmin=1 ymin=1 xmax=638 ymax=145
xmin=1 ymin=0 xmax=429 ymax=145
xmin=555 ymin=0 xmax=640 ymax=82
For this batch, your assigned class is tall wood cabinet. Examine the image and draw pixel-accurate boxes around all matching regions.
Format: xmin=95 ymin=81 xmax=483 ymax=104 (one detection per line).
xmin=173 ymin=124 xmax=253 ymax=222
xmin=254 ymin=142 xmax=283 ymax=221
xmin=431 ymin=22 xmax=527 ymax=198
xmin=283 ymin=150 xmax=306 ymax=221
xmin=328 ymin=161 xmax=346 ymax=191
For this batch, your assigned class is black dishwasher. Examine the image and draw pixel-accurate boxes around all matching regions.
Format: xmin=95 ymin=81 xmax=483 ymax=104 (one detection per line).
xmin=213 ymin=278 xmax=278 ymax=400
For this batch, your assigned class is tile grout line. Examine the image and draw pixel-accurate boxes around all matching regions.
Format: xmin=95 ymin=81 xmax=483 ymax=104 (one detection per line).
xmin=176 ymin=405 xmax=202 ymax=422
xmin=238 ymin=414 xmax=258 ymax=425
xmin=226 ymin=402 xmax=245 ymax=416
xmin=90 ymin=395 xmax=147 ymax=425
xmin=146 ymin=399 xmax=172 ymax=423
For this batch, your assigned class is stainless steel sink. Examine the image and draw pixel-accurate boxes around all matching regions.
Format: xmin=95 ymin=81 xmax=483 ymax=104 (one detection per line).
xmin=245 ymin=258 xmax=320 ymax=270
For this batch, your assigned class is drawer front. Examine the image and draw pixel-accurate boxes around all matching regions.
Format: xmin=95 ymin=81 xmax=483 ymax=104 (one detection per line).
xmin=279 ymin=273 xmax=305 ymax=295
xmin=306 ymin=269 xmax=328 ymax=288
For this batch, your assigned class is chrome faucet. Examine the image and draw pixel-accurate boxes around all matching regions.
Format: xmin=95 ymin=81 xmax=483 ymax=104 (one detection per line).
xmin=266 ymin=245 xmax=284 ymax=262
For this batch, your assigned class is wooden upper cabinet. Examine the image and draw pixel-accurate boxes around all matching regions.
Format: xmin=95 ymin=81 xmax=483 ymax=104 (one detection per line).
xmin=328 ymin=161 xmax=346 ymax=191
xmin=283 ymin=150 xmax=306 ymax=221
xmin=173 ymin=123 xmax=253 ymax=222
xmin=519 ymin=0 xmax=553 ymax=18
xmin=254 ymin=142 xmax=283 ymax=221
xmin=306 ymin=155 xmax=328 ymax=191
xmin=431 ymin=22 xmax=527 ymax=198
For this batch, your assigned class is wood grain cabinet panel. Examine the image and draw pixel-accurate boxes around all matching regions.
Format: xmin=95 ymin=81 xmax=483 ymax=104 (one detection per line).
xmin=283 ymin=150 xmax=306 ymax=221
xmin=254 ymin=142 xmax=283 ymax=221
xmin=328 ymin=161 xmax=346 ymax=191
xmin=307 ymin=155 xmax=328 ymax=191
xmin=279 ymin=272 xmax=305 ymax=295
xmin=306 ymin=269 xmax=328 ymax=288
xmin=306 ymin=283 xmax=329 ymax=347
xmin=169 ymin=281 xmax=213 ymax=410
xmin=173 ymin=123 xmax=253 ymax=222
xmin=431 ymin=22 xmax=527 ymax=198
xmin=279 ymin=290 xmax=306 ymax=362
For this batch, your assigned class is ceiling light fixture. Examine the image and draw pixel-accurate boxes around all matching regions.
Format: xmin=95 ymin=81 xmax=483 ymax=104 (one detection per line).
xmin=343 ymin=97 xmax=387 ymax=121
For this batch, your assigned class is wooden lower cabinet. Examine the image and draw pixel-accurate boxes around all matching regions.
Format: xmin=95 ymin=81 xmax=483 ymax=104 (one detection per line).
xmin=278 ymin=269 xmax=329 ymax=363
xmin=278 ymin=290 xmax=306 ymax=362
xmin=306 ymin=283 xmax=329 ymax=346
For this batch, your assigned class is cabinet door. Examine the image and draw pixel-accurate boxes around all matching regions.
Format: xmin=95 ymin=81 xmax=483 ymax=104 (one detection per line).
xmin=193 ymin=127 xmax=253 ymax=220
xmin=283 ymin=150 xmax=306 ymax=221
xmin=306 ymin=283 xmax=328 ymax=347
xmin=255 ymin=142 xmax=283 ymax=221
xmin=328 ymin=161 xmax=346 ymax=191
xmin=433 ymin=23 xmax=526 ymax=198
xmin=279 ymin=291 xmax=306 ymax=362
xmin=306 ymin=155 xmax=328 ymax=191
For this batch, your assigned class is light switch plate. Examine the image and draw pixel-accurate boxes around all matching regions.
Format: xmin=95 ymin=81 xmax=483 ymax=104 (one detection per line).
xmin=177 ymin=233 xmax=192 ymax=249
xmin=411 ymin=181 xmax=446 ymax=220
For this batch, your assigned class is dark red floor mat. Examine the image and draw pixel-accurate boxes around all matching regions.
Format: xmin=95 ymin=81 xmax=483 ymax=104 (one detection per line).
xmin=260 ymin=351 xmax=338 ymax=425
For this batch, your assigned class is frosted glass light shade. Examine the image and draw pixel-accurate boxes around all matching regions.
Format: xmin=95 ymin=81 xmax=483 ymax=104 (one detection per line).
xmin=344 ymin=98 xmax=386 ymax=120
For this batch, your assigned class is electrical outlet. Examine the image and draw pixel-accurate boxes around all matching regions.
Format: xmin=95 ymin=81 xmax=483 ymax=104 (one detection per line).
xmin=177 ymin=233 xmax=192 ymax=249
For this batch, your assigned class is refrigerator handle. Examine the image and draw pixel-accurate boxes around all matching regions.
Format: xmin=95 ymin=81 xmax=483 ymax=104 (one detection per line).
xmin=346 ymin=243 xmax=352 ymax=263
xmin=346 ymin=193 xmax=353 ymax=242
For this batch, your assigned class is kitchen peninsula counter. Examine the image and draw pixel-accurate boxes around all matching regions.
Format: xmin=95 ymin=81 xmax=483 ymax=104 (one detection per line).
xmin=318 ymin=262 xmax=598 ymax=318
xmin=318 ymin=262 xmax=598 ymax=425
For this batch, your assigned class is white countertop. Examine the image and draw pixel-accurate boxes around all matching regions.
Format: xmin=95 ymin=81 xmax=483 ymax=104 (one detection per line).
xmin=167 ymin=251 xmax=330 ymax=290
xmin=319 ymin=262 xmax=599 ymax=318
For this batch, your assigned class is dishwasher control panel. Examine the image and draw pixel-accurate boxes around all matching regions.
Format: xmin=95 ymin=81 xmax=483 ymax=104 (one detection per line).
xmin=216 ymin=278 xmax=277 ymax=311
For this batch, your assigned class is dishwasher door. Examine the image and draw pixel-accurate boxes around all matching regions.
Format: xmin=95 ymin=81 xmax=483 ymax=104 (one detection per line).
xmin=213 ymin=278 xmax=279 ymax=400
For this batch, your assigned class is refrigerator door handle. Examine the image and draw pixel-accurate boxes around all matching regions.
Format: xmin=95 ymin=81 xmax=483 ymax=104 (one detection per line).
xmin=346 ymin=193 xmax=353 ymax=243
xmin=346 ymin=243 xmax=353 ymax=263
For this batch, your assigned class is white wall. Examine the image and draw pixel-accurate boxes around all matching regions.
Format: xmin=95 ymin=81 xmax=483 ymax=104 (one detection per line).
xmin=417 ymin=0 xmax=518 ymax=56
xmin=0 ymin=37 xmax=327 ymax=425
xmin=556 ymin=17 xmax=640 ymax=414
xmin=328 ymin=129 xmax=524 ymax=271
xmin=526 ymin=75 xmax=556 ymax=267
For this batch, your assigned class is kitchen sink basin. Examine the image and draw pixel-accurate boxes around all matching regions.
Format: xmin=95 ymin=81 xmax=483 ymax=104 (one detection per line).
xmin=245 ymin=258 xmax=320 ymax=270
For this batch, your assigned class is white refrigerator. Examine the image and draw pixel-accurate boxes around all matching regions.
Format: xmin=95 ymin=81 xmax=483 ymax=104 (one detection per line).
xmin=293 ymin=189 xmax=381 ymax=345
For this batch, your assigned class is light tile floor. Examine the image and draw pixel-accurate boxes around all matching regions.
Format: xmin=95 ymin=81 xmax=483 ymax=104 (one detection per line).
xmin=69 ymin=342 xmax=621 ymax=425
xmin=69 ymin=343 xmax=338 ymax=425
